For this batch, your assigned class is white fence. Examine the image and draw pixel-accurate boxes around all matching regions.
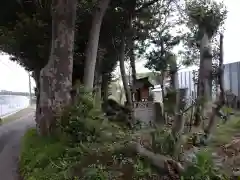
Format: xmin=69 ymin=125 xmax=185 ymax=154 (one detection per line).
xmin=0 ymin=95 xmax=29 ymax=117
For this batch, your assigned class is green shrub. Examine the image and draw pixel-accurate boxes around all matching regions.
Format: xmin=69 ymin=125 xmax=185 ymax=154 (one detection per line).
xmin=81 ymin=164 xmax=108 ymax=180
xmin=181 ymin=150 xmax=228 ymax=180
xmin=21 ymin=86 xmax=229 ymax=180
xmin=56 ymin=86 xmax=127 ymax=144
xmin=20 ymin=129 xmax=228 ymax=180
xmin=20 ymin=87 xmax=135 ymax=180
xmin=20 ymin=128 xmax=68 ymax=180
xmin=151 ymin=128 xmax=176 ymax=156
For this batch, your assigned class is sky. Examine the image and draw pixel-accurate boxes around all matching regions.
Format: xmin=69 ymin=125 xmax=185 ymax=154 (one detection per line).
xmin=0 ymin=54 xmax=35 ymax=92
xmin=0 ymin=0 xmax=239 ymax=92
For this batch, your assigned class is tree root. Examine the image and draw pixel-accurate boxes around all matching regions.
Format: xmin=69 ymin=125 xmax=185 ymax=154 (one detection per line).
xmin=129 ymin=142 xmax=185 ymax=176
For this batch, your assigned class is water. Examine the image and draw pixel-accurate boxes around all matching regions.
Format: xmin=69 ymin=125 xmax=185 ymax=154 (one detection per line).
xmin=0 ymin=95 xmax=30 ymax=117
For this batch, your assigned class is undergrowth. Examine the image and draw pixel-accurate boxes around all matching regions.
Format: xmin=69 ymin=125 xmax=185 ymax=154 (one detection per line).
xmin=211 ymin=115 xmax=240 ymax=146
xmin=20 ymin=86 xmax=229 ymax=180
xmin=20 ymin=128 xmax=160 ymax=180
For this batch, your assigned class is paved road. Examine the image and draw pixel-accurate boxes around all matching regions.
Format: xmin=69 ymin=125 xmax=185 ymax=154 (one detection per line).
xmin=0 ymin=110 xmax=35 ymax=180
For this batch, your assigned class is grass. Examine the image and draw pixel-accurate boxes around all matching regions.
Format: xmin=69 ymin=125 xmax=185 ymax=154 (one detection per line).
xmin=210 ymin=115 xmax=240 ymax=147
xmin=20 ymin=125 xmax=233 ymax=180
xmin=205 ymin=114 xmax=240 ymax=176
xmin=19 ymin=90 xmax=233 ymax=180
xmin=20 ymin=128 xmax=230 ymax=180
xmin=20 ymin=129 xmax=68 ymax=180
xmin=0 ymin=106 xmax=34 ymax=124
xmin=20 ymin=128 xmax=162 ymax=180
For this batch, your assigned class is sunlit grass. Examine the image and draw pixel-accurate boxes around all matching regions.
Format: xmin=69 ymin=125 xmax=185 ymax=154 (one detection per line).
xmin=210 ymin=115 xmax=240 ymax=146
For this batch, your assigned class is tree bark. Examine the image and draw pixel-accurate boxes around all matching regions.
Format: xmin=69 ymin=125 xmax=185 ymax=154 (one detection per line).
xmin=101 ymin=73 xmax=109 ymax=103
xmin=169 ymin=58 xmax=178 ymax=90
xmin=204 ymin=34 xmax=225 ymax=136
xmin=119 ymin=37 xmax=134 ymax=123
xmin=94 ymin=55 xmax=103 ymax=107
xmin=128 ymin=0 xmax=137 ymax=86
xmin=38 ymin=0 xmax=77 ymax=136
xmin=32 ymin=69 xmax=41 ymax=132
xmin=129 ymin=142 xmax=185 ymax=175
xmin=129 ymin=38 xmax=137 ymax=85
xmin=172 ymin=88 xmax=187 ymax=157
xmin=119 ymin=38 xmax=132 ymax=105
xmin=83 ymin=0 xmax=111 ymax=90
xmin=194 ymin=32 xmax=212 ymax=126
xmin=160 ymin=71 xmax=166 ymax=123
xmin=94 ymin=75 xmax=102 ymax=108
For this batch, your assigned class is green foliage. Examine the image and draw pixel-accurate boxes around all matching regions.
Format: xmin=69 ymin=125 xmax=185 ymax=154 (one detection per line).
xmin=20 ymin=126 xmax=158 ymax=179
xmin=142 ymin=0 xmax=183 ymax=73
xmin=186 ymin=0 xmax=227 ymax=38
xmin=222 ymin=106 xmax=233 ymax=116
xmin=81 ymin=164 xmax=108 ymax=180
xmin=181 ymin=150 xmax=228 ymax=180
xmin=211 ymin=116 xmax=240 ymax=146
xmin=0 ymin=4 xmax=51 ymax=71
xmin=20 ymin=116 xmax=231 ymax=180
xmin=181 ymin=0 xmax=227 ymax=67
xmin=20 ymin=129 xmax=67 ymax=180
xmin=0 ymin=0 xmax=119 ymax=76
xmin=19 ymin=86 xmax=162 ymax=180
xmin=145 ymin=39 xmax=180 ymax=73
xmin=133 ymin=157 xmax=155 ymax=178
xmin=20 ymin=129 xmax=228 ymax=180
xmin=20 ymin=88 xmax=129 ymax=180
xmin=151 ymin=128 xmax=176 ymax=156
xmin=57 ymin=85 xmax=127 ymax=144
xmin=0 ymin=0 xmax=175 ymax=81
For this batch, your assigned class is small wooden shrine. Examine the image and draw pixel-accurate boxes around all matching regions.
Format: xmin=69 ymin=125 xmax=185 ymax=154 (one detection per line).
xmin=131 ymin=77 xmax=153 ymax=102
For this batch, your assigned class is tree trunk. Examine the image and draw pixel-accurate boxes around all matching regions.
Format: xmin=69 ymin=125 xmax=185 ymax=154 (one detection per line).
xmin=119 ymin=37 xmax=134 ymax=123
xmin=129 ymin=39 xmax=137 ymax=85
xmin=172 ymin=88 xmax=187 ymax=158
xmin=83 ymin=0 xmax=111 ymax=90
xmin=204 ymin=34 xmax=225 ymax=137
xmin=38 ymin=0 xmax=77 ymax=136
xmin=35 ymin=76 xmax=40 ymax=115
xmin=160 ymin=71 xmax=166 ymax=123
xmin=169 ymin=59 xmax=178 ymax=90
xmin=119 ymin=38 xmax=132 ymax=105
xmin=94 ymin=69 xmax=102 ymax=108
xmin=200 ymin=33 xmax=212 ymax=100
xmin=127 ymin=0 xmax=137 ymax=92
xmin=94 ymin=55 xmax=103 ymax=107
xmin=101 ymin=73 xmax=109 ymax=103
xmin=194 ymin=32 xmax=212 ymax=126
xmin=130 ymin=142 xmax=185 ymax=175
xmin=94 ymin=75 xmax=102 ymax=108
xmin=32 ymin=69 xmax=41 ymax=132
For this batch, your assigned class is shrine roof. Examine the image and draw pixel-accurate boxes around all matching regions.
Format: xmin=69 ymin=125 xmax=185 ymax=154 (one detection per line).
xmin=131 ymin=77 xmax=154 ymax=89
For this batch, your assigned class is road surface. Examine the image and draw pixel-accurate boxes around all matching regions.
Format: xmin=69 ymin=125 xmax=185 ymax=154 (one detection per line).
xmin=0 ymin=109 xmax=35 ymax=180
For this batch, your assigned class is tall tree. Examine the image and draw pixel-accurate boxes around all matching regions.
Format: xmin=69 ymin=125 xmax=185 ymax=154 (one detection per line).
xmin=38 ymin=0 xmax=77 ymax=135
xmin=83 ymin=0 xmax=111 ymax=90
xmin=119 ymin=37 xmax=132 ymax=106
xmin=204 ymin=33 xmax=225 ymax=137
xmin=185 ymin=0 xmax=227 ymax=126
